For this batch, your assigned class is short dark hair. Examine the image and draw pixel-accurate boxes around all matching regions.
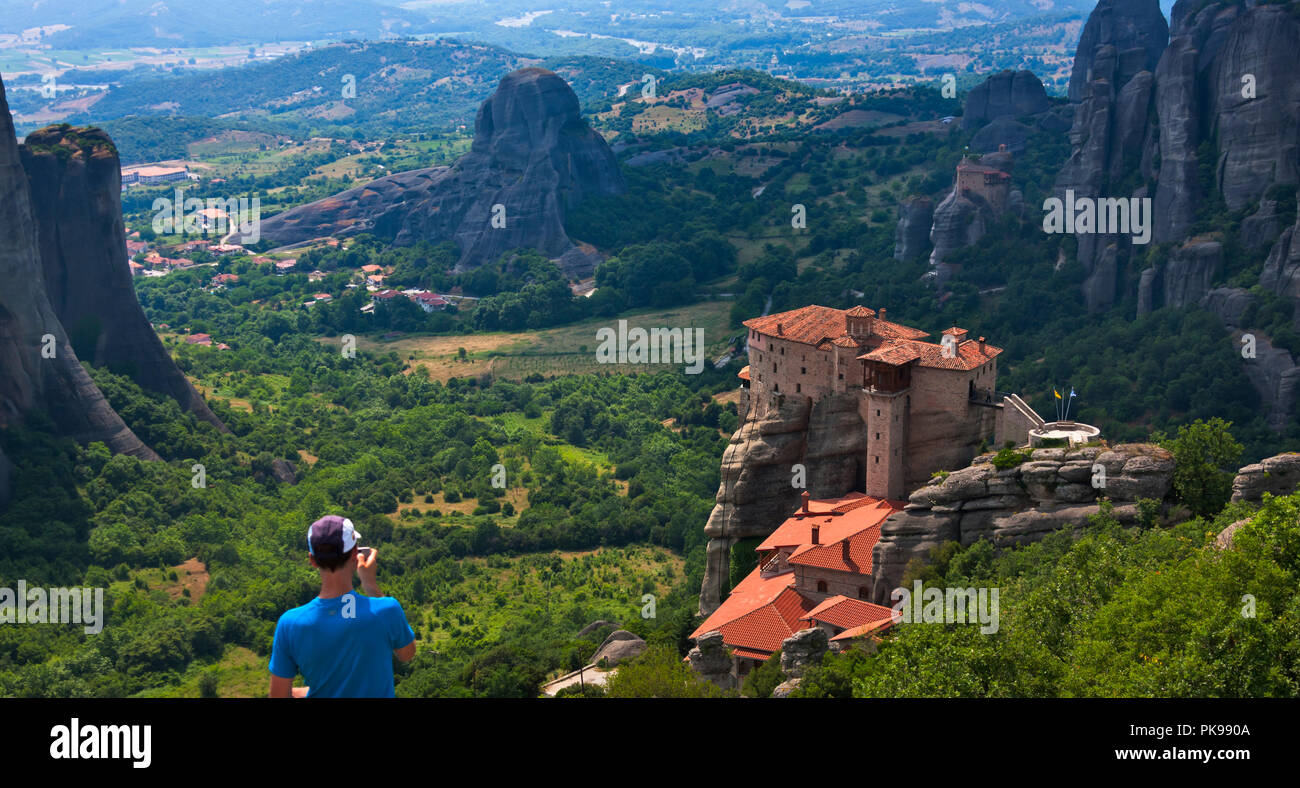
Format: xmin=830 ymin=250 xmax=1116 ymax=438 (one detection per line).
xmin=312 ymin=545 xmax=356 ymax=572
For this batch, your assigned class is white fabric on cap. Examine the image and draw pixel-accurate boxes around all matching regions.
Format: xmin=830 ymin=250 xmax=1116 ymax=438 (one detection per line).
xmin=341 ymin=518 xmax=360 ymax=551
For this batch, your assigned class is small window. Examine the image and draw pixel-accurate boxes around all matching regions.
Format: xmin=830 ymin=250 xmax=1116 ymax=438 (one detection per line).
xmin=874 ymin=456 xmax=879 ymax=464
xmin=796 ymin=383 xmax=802 ymax=393
xmin=817 ymin=580 xmax=828 ymax=593
xmin=838 ymin=373 xmax=843 ymax=380
xmin=801 ymin=367 xmax=806 ymax=375
xmin=858 ymin=586 xmax=870 ymax=600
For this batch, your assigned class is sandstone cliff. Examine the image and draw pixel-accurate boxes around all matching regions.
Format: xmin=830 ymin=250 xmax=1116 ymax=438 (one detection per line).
xmin=19 ymin=125 xmax=226 ymax=433
xmin=248 ymin=68 xmax=626 ymax=277
xmin=698 ymin=391 xmax=867 ymax=616
xmin=0 ymin=76 xmax=157 ymax=461
xmin=893 ymin=196 xmax=933 ymax=261
xmin=963 ymin=70 xmax=1050 ymax=131
xmin=1056 ymin=0 xmax=1167 ymax=311
xmin=869 ymin=443 xmax=1174 ymax=603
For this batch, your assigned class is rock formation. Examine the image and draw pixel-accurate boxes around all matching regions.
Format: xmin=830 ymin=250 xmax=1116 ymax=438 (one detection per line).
xmin=699 ymin=392 xmax=867 ymax=616
xmin=18 ymin=125 xmax=226 ymax=432
xmin=686 ymin=630 xmax=736 ymax=690
xmin=248 ymin=68 xmax=626 ymax=277
xmin=928 ymin=149 xmax=1019 ymax=272
xmin=963 ymin=69 xmax=1050 ymax=130
xmin=0 ymin=75 xmax=157 ymax=461
xmin=1069 ymin=0 xmax=1169 ymax=105
xmin=869 ymin=443 xmax=1174 ymax=603
xmin=1231 ymin=452 xmax=1300 ymax=504
xmin=1056 ymin=0 xmax=1167 ymax=312
xmin=779 ymin=627 xmax=828 ymax=679
xmin=893 ymin=196 xmax=933 ymax=261
xmin=590 ymin=629 xmax=647 ymax=667
xmin=1057 ymin=1 xmax=1300 ymax=314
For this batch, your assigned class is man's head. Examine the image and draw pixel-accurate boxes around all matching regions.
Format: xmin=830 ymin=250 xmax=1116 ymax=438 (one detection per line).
xmin=307 ymin=515 xmax=362 ymax=572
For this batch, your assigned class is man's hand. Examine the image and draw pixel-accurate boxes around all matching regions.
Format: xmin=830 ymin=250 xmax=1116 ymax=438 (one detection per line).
xmin=356 ymin=546 xmax=381 ymax=596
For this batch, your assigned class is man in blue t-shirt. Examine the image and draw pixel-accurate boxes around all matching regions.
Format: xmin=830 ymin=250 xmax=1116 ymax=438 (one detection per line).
xmin=269 ymin=515 xmax=417 ymax=698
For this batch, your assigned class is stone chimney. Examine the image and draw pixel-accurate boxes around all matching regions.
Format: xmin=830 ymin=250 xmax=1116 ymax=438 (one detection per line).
xmin=811 ymin=524 xmax=820 ymax=545
xmin=842 ymin=539 xmax=850 ymax=563
xmin=801 ymin=490 xmax=810 ymax=513
xmin=978 ymin=336 xmax=986 ymax=353
xmin=878 ymin=307 xmax=886 ymax=321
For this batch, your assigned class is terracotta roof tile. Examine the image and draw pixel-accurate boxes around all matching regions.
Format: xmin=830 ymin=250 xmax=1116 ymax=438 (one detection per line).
xmin=801 ymin=596 xmax=896 ymax=631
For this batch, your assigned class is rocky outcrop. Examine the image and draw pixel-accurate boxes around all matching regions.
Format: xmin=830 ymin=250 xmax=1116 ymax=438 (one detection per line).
xmin=18 ymin=125 xmax=226 ymax=433
xmin=1260 ymin=204 xmax=1300 ymax=310
xmin=248 ymin=68 xmax=626 ymax=276
xmin=929 ymin=190 xmax=990 ymax=268
xmin=699 ymin=391 xmax=867 ymax=616
xmin=1068 ymin=0 xmax=1169 ymax=104
xmin=963 ymin=70 xmax=1050 ymax=130
xmin=779 ymin=628 xmax=828 ymax=679
xmin=590 ymin=630 xmax=647 ymax=667
xmin=686 ymin=630 xmax=736 ymax=690
xmin=1231 ymin=453 xmax=1300 ymax=503
xmin=1056 ymin=0 xmax=1167 ymax=312
xmin=1196 ymin=286 xmax=1300 ymax=431
xmin=893 ymin=196 xmax=933 ymax=261
xmin=1163 ymin=239 xmax=1223 ymax=309
xmin=870 ymin=443 xmax=1174 ymax=603
xmin=0 ymin=75 xmax=157 ymax=460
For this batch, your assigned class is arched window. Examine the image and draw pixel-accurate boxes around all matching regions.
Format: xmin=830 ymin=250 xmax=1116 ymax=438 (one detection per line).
xmin=816 ymin=580 xmax=828 ymax=593
xmin=858 ymin=586 xmax=870 ymax=599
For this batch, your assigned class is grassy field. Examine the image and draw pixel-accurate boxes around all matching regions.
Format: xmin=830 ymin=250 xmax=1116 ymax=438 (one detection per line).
xmin=347 ymin=300 xmax=735 ymax=383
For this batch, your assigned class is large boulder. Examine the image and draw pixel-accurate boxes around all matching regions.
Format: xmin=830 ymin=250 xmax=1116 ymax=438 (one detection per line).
xmin=963 ymin=70 xmax=1050 ymax=130
xmin=1231 ymin=453 xmax=1300 ymax=503
xmin=246 ymin=68 xmax=626 ymax=276
xmin=590 ymin=630 xmax=647 ymax=667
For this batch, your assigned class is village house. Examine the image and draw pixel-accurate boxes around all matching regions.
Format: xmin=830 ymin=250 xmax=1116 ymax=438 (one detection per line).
xmin=121 ymin=165 xmax=190 ymax=187
xmin=739 ymin=304 xmax=1042 ymax=500
xmin=690 ymin=491 xmax=900 ymax=677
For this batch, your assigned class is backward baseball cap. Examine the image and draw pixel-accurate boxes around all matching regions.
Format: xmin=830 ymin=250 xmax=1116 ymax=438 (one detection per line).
xmin=307 ymin=515 xmax=362 ymax=558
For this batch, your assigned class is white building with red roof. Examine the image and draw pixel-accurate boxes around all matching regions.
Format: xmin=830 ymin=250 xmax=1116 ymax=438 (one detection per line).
xmin=691 ymin=491 xmax=901 ymax=677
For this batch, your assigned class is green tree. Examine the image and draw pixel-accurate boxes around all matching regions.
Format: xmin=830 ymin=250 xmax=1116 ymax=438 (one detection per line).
xmin=1155 ymin=418 xmax=1244 ymax=518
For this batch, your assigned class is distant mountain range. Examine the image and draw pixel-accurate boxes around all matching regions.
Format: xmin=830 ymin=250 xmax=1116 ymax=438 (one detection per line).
xmin=0 ymin=0 xmax=436 ymax=47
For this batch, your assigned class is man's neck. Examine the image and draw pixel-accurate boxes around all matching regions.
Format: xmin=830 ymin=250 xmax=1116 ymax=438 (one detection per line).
xmin=318 ymin=570 xmax=353 ymax=600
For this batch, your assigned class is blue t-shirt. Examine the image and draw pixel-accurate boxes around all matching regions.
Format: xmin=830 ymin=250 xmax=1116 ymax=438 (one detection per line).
xmin=269 ymin=593 xmax=415 ymax=698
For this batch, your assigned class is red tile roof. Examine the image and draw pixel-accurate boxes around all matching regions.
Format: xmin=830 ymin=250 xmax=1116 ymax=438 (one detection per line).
xmin=745 ymin=305 xmax=928 ymax=348
xmin=691 ymin=492 xmax=905 ymax=658
xmin=691 ymin=573 xmax=817 ymax=655
xmin=830 ymin=618 xmax=894 ymax=642
xmin=757 ymin=493 xmax=900 ymax=552
xmin=801 ymin=595 xmax=895 ymax=631
xmin=744 ymin=305 xmax=999 ymax=372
